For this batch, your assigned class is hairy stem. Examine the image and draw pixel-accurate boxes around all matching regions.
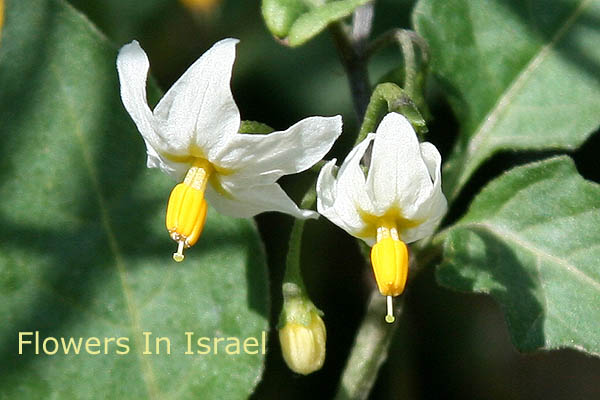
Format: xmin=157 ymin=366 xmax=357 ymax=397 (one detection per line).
xmin=334 ymin=290 xmax=403 ymax=400
xmin=282 ymin=189 xmax=317 ymax=292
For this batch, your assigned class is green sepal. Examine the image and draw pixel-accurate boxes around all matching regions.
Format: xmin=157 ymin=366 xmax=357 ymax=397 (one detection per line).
xmin=357 ymin=82 xmax=427 ymax=145
xmin=277 ymin=282 xmax=324 ymax=328
xmin=377 ymin=66 xmax=431 ymax=123
xmin=239 ymin=120 xmax=275 ymax=134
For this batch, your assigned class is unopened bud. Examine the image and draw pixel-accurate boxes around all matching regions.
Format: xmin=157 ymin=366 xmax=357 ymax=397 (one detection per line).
xmin=278 ymin=283 xmax=326 ymax=375
xmin=279 ymin=311 xmax=326 ymax=375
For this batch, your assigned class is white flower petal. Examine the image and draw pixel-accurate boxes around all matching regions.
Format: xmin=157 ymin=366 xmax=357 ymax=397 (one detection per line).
xmin=144 ymin=140 xmax=190 ymax=180
xmin=316 ymin=135 xmax=377 ymax=243
xmin=117 ymin=41 xmax=166 ymax=155
xmin=317 ymin=160 xmax=353 ymax=232
xmin=205 ymin=183 xmax=317 ymax=219
xmin=154 ymin=38 xmax=241 ymax=157
xmin=400 ymin=215 xmax=443 ymax=243
xmin=213 ymin=116 xmax=342 ymax=183
xmin=420 ymin=142 xmax=441 ymax=182
xmin=366 ymin=113 xmax=432 ymax=216
xmin=398 ymin=142 xmax=447 ymax=242
xmin=413 ymin=143 xmax=447 ymax=217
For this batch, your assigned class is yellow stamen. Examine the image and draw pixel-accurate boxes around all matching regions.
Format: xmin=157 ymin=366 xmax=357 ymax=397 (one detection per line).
xmin=370 ymin=224 xmax=408 ymax=323
xmin=165 ymin=159 xmax=212 ymax=261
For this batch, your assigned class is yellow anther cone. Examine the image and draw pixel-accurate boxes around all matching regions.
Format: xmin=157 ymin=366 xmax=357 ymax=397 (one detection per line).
xmin=165 ymin=159 xmax=211 ymax=262
xmin=166 ymin=183 xmax=208 ymax=248
xmin=370 ymin=237 xmax=408 ymax=297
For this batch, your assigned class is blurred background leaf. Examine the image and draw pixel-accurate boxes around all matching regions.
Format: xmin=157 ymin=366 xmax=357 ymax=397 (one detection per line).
xmin=414 ymin=0 xmax=600 ymax=202
xmin=439 ymin=157 xmax=600 ymax=356
xmin=0 ymin=0 xmax=268 ymax=398
xmin=262 ymin=0 xmax=371 ymax=46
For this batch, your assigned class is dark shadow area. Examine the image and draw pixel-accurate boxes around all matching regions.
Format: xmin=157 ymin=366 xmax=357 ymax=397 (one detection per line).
xmin=437 ymin=227 xmax=546 ymax=349
xmin=252 ymin=211 xmax=371 ymax=400
xmin=371 ymin=262 xmax=600 ymax=400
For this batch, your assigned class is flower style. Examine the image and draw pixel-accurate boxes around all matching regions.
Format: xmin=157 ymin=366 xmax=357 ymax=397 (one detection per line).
xmin=117 ymin=38 xmax=342 ymax=261
xmin=316 ymin=112 xmax=447 ymax=322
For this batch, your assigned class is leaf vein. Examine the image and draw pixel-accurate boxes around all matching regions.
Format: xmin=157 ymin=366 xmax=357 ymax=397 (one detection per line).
xmin=50 ymin=63 xmax=160 ymax=398
xmin=466 ymin=0 xmax=590 ymax=156
xmin=455 ymin=0 xmax=591 ymax=195
xmin=467 ymin=222 xmax=600 ymax=292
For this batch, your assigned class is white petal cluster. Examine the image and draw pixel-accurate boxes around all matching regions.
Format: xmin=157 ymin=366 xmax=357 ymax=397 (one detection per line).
xmin=317 ymin=112 xmax=447 ymax=245
xmin=117 ymin=38 xmax=342 ymax=219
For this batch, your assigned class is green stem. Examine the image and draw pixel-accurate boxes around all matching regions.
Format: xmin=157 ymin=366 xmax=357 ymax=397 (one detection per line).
xmin=334 ymin=290 xmax=404 ymax=400
xmin=366 ymin=29 xmax=430 ymax=90
xmin=283 ymin=219 xmax=308 ymax=292
xmin=366 ymin=29 xmax=432 ymax=121
xmin=397 ymin=31 xmax=417 ymax=98
xmin=282 ymin=188 xmax=317 ymax=295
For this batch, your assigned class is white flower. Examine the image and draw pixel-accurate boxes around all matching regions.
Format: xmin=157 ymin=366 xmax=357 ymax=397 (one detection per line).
xmin=117 ymin=38 xmax=342 ymax=261
xmin=316 ymin=112 xmax=446 ymax=322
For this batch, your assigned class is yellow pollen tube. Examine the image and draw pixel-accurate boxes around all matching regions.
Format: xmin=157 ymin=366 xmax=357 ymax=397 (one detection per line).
xmin=370 ymin=225 xmax=408 ymax=323
xmin=165 ymin=159 xmax=212 ymax=262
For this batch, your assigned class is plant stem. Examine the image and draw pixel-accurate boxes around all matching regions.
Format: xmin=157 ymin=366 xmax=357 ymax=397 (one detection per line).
xmin=334 ymin=290 xmax=403 ymax=400
xmin=282 ymin=189 xmax=317 ymax=292
xmin=328 ymin=5 xmax=373 ymax=120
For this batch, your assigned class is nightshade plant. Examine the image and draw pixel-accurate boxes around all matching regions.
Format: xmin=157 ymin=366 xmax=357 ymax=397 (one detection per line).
xmin=1 ymin=0 xmax=599 ymax=399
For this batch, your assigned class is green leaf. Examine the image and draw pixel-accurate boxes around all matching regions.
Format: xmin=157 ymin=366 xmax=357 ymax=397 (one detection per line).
xmin=438 ymin=157 xmax=600 ymax=356
xmin=262 ymin=0 xmax=309 ymax=38
xmin=0 ymin=0 xmax=269 ymax=398
xmin=413 ymin=0 xmax=600 ymax=201
xmin=262 ymin=0 xmax=371 ymax=47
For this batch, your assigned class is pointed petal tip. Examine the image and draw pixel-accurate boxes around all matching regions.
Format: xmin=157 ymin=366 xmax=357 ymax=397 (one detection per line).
xmin=222 ymin=37 xmax=240 ymax=44
xmin=118 ymin=39 xmax=143 ymax=56
xmin=213 ymin=37 xmax=240 ymax=49
xmin=117 ymin=40 xmax=149 ymax=71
